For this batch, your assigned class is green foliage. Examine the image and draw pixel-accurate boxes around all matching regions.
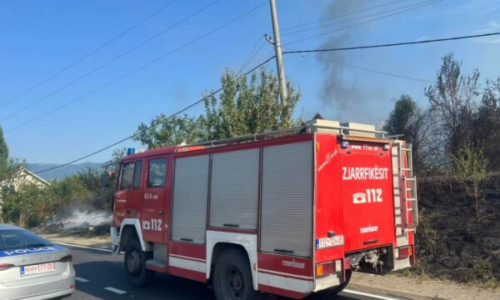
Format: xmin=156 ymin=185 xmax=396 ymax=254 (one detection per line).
xmin=75 ymin=169 xmax=114 ymax=211
xmin=383 ymin=95 xmax=433 ymax=172
xmin=0 ymin=125 xmax=8 ymax=179
xmin=202 ymin=69 xmax=300 ymax=141
xmin=135 ymin=115 xmax=204 ymax=148
xmin=474 ymin=77 xmax=500 ymax=169
xmin=2 ymin=183 xmax=49 ymax=228
xmin=1 ymin=168 xmax=113 ymax=228
xmin=134 ymin=68 xmax=301 ymax=148
xmin=383 ymin=95 xmax=417 ymax=136
xmin=452 ymin=145 xmax=489 ymax=222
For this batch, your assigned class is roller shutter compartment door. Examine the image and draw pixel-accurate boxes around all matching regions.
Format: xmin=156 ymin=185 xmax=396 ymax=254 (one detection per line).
xmin=171 ymin=155 xmax=209 ymax=244
xmin=209 ymin=148 xmax=259 ymax=230
xmin=261 ymin=141 xmax=313 ymax=257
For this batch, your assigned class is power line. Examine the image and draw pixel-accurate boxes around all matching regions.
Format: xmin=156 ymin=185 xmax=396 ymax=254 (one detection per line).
xmin=238 ymin=35 xmax=265 ymax=72
xmin=285 ymin=0 xmax=441 ymax=46
xmin=0 ymin=1 xmax=221 ymax=123
xmin=32 ymin=55 xmax=275 ymax=176
xmin=4 ymin=2 xmax=268 ymax=134
xmin=282 ymin=32 xmax=500 ymax=54
xmin=0 ymin=0 xmax=177 ymax=110
xmin=19 ymin=30 xmax=500 ymax=175
xmin=238 ymin=38 xmax=267 ymax=74
xmin=282 ymin=0 xmax=440 ymax=37
xmin=280 ymin=0 xmax=404 ymax=32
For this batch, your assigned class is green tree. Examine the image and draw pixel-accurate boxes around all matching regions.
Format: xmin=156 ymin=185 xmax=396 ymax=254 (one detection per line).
xmin=135 ymin=115 xmax=204 ymax=148
xmin=474 ymin=77 xmax=500 ymax=169
xmin=134 ymin=68 xmax=301 ymax=148
xmin=384 ymin=95 xmax=417 ymax=136
xmin=76 ymin=168 xmax=113 ymax=211
xmin=0 ymin=125 xmax=8 ymax=179
xmin=384 ymin=95 xmax=433 ymax=171
xmin=202 ymin=69 xmax=301 ymax=141
xmin=2 ymin=183 xmax=54 ymax=228
xmin=452 ymin=145 xmax=489 ymax=222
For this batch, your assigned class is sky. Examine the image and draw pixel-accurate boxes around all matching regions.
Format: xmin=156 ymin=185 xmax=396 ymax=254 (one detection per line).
xmin=0 ymin=0 xmax=499 ymax=164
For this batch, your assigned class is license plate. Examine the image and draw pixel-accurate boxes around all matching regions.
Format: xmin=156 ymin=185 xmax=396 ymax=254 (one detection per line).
xmin=316 ymin=235 xmax=345 ymax=249
xmin=21 ymin=263 xmax=55 ymax=276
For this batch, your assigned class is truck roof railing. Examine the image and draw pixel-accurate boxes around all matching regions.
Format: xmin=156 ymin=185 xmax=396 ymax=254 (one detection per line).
xmin=305 ymin=119 xmax=388 ymax=138
xmin=182 ymin=119 xmax=388 ymax=150
xmin=184 ymin=127 xmax=306 ymax=149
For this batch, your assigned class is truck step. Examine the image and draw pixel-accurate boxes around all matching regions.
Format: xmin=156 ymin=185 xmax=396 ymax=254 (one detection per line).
xmin=146 ymin=259 xmax=168 ymax=271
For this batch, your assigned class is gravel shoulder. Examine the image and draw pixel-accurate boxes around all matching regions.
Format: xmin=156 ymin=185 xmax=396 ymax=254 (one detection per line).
xmin=351 ymin=272 xmax=500 ymax=300
xmin=43 ymin=234 xmax=499 ymax=300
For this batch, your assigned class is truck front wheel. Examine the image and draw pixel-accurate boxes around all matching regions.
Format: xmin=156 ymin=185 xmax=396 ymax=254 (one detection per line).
xmin=124 ymin=238 xmax=155 ymax=287
xmin=213 ymin=249 xmax=259 ymax=300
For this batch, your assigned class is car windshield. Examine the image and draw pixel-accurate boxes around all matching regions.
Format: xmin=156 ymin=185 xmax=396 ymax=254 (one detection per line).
xmin=0 ymin=229 xmax=53 ymax=251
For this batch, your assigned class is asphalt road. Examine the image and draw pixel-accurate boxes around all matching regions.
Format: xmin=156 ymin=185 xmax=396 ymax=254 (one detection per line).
xmin=66 ymin=245 xmax=402 ymax=300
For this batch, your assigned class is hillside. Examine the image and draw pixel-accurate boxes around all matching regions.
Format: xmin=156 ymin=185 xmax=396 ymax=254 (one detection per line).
xmin=28 ymin=162 xmax=104 ymax=181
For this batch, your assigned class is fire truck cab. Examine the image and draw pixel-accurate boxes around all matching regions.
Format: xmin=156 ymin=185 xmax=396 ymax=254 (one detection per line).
xmin=110 ymin=119 xmax=418 ymax=300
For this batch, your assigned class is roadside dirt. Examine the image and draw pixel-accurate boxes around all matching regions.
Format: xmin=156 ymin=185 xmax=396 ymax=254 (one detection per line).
xmin=351 ymin=272 xmax=500 ymax=300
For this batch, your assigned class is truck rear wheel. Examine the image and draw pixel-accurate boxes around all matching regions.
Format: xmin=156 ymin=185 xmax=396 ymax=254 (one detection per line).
xmin=124 ymin=238 xmax=155 ymax=287
xmin=213 ymin=249 xmax=259 ymax=300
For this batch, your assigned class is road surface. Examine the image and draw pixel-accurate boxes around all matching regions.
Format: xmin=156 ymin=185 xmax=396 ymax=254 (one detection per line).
xmin=65 ymin=244 xmax=404 ymax=300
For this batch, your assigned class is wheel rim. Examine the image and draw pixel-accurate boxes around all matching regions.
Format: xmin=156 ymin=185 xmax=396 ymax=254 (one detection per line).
xmin=127 ymin=250 xmax=141 ymax=275
xmin=221 ymin=265 xmax=246 ymax=299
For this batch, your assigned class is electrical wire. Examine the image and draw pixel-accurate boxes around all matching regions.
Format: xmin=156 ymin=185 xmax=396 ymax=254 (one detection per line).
xmin=32 ymin=56 xmax=275 ymax=175
xmin=0 ymin=0 xmax=177 ymax=110
xmin=18 ymin=30 xmax=500 ymax=175
xmin=238 ymin=38 xmax=268 ymax=74
xmin=237 ymin=35 xmax=266 ymax=74
xmin=4 ymin=2 xmax=268 ymax=134
xmin=285 ymin=0 xmax=441 ymax=46
xmin=0 ymin=0 xmax=221 ymax=123
xmin=282 ymin=32 xmax=500 ymax=54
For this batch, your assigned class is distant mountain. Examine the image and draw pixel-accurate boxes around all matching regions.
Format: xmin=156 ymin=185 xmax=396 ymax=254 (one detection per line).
xmin=28 ymin=162 xmax=104 ymax=181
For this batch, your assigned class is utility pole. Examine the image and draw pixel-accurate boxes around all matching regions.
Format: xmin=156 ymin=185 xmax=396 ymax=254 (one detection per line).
xmin=269 ymin=0 xmax=288 ymax=104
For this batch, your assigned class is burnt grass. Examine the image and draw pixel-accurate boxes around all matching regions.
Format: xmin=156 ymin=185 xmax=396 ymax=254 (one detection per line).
xmin=406 ymin=175 xmax=500 ymax=287
xmin=35 ymin=222 xmax=111 ymax=238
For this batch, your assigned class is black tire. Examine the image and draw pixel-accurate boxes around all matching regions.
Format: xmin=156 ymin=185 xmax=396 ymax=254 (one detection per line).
xmin=124 ymin=238 xmax=155 ymax=287
xmin=213 ymin=249 xmax=259 ymax=300
xmin=313 ymin=270 xmax=352 ymax=299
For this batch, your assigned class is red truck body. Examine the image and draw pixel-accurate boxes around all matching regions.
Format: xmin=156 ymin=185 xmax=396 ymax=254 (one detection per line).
xmin=110 ymin=119 xmax=418 ymax=299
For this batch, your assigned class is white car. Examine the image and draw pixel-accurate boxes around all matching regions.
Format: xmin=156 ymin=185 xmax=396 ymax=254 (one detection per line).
xmin=0 ymin=225 xmax=75 ymax=300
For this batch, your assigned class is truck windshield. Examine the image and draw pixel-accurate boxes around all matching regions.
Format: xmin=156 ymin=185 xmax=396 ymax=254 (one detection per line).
xmin=0 ymin=229 xmax=53 ymax=251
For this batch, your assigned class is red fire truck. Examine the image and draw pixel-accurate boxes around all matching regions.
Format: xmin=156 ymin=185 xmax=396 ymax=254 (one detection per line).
xmin=110 ymin=119 xmax=418 ymax=299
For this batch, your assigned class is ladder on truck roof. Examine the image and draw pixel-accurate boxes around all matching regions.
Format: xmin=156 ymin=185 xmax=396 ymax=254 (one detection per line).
xmin=393 ymin=143 xmax=419 ymax=242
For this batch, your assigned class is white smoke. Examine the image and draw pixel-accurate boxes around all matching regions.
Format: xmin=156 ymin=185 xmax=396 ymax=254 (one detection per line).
xmin=59 ymin=210 xmax=111 ymax=229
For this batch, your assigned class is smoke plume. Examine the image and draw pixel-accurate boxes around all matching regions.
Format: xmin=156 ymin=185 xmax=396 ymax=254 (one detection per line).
xmin=318 ymin=0 xmax=387 ymax=124
xmin=57 ymin=209 xmax=111 ymax=229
